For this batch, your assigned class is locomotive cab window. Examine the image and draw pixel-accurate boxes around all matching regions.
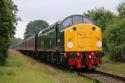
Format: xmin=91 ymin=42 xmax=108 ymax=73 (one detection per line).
xmin=83 ymin=18 xmax=93 ymax=24
xmin=73 ymin=16 xmax=83 ymax=25
xmin=62 ymin=17 xmax=72 ymax=28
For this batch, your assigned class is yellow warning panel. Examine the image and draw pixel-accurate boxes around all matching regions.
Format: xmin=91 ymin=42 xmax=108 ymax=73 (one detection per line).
xmin=64 ymin=24 xmax=102 ymax=52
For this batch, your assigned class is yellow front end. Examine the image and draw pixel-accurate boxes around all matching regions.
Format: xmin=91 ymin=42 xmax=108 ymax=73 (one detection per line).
xmin=64 ymin=24 xmax=102 ymax=52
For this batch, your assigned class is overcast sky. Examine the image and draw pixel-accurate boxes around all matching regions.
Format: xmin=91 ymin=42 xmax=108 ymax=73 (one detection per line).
xmin=13 ymin=0 xmax=125 ymax=39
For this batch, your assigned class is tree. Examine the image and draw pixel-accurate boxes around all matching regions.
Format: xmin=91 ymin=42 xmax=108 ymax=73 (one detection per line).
xmin=105 ymin=18 xmax=125 ymax=61
xmin=24 ymin=20 xmax=49 ymax=39
xmin=102 ymin=2 xmax=125 ymax=61
xmin=0 ymin=0 xmax=18 ymax=65
xmin=84 ymin=7 xmax=115 ymax=28
xmin=117 ymin=2 xmax=125 ymax=18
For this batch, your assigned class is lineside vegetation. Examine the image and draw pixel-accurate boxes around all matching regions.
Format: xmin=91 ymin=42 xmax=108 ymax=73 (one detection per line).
xmin=0 ymin=0 xmax=18 ymax=65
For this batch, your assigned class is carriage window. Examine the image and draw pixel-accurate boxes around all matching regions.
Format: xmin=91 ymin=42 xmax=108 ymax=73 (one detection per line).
xmin=63 ymin=17 xmax=72 ymax=28
xmin=73 ymin=16 xmax=83 ymax=24
xmin=83 ymin=18 xmax=92 ymax=24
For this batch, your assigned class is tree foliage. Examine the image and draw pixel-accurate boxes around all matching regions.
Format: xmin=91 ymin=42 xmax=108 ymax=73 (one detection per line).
xmin=24 ymin=20 xmax=49 ymax=39
xmin=0 ymin=0 xmax=18 ymax=65
xmin=104 ymin=2 xmax=125 ymax=61
xmin=117 ymin=2 xmax=125 ymax=18
xmin=105 ymin=18 xmax=125 ymax=61
xmin=84 ymin=7 xmax=115 ymax=28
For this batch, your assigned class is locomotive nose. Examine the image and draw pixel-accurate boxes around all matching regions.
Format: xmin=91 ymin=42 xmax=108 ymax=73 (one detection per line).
xmin=64 ymin=24 xmax=102 ymax=52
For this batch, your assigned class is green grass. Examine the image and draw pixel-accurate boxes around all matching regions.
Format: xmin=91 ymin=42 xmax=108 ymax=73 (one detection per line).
xmin=97 ymin=55 xmax=125 ymax=76
xmin=0 ymin=50 xmax=93 ymax=83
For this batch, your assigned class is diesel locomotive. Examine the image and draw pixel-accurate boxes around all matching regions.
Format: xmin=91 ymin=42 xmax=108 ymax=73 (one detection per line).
xmin=16 ymin=15 xmax=104 ymax=70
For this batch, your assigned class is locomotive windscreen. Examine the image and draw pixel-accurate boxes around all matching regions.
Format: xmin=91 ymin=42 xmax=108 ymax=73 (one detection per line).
xmin=62 ymin=17 xmax=72 ymax=28
xmin=62 ymin=15 xmax=93 ymax=30
xmin=72 ymin=16 xmax=83 ymax=24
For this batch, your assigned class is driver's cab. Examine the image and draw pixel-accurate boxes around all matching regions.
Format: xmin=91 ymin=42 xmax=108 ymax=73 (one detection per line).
xmin=59 ymin=15 xmax=93 ymax=31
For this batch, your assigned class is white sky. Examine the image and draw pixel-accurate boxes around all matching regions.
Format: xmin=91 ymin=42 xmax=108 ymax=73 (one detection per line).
xmin=13 ymin=0 xmax=125 ymax=39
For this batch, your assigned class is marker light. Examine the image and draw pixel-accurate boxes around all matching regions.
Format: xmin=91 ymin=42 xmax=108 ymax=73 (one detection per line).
xmin=96 ymin=41 xmax=102 ymax=47
xmin=67 ymin=41 xmax=73 ymax=48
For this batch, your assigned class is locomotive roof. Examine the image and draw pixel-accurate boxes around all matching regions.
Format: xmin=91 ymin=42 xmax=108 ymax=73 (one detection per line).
xmin=38 ymin=14 xmax=86 ymax=36
xmin=38 ymin=21 xmax=59 ymax=36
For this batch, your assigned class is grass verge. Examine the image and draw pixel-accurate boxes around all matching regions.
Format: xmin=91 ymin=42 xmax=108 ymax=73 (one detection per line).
xmin=0 ymin=49 xmax=93 ymax=83
xmin=98 ymin=55 xmax=125 ymax=76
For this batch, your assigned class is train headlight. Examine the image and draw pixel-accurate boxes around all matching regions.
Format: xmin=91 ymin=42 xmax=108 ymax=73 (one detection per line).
xmin=67 ymin=41 xmax=73 ymax=48
xmin=96 ymin=41 xmax=102 ymax=47
xmin=89 ymin=55 xmax=92 ymax=59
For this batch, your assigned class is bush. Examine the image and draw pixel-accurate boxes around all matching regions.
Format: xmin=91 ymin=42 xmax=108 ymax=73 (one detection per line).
xmin=113 ymin=42 xmax=125 ymax=62
xmin=105 ymin=18 xmax=125 ymax=61
xmin=0 ymin=51 xmax=7 ymax=65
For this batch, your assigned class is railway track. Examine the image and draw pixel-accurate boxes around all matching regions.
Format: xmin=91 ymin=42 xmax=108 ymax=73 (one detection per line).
xmin=39 ymin=60 xmax=125 ymax=83
xmin=79 ymin=70 xmax=125 ymax=83
xmin=25 ymin=54 xmax=125 ymax=83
